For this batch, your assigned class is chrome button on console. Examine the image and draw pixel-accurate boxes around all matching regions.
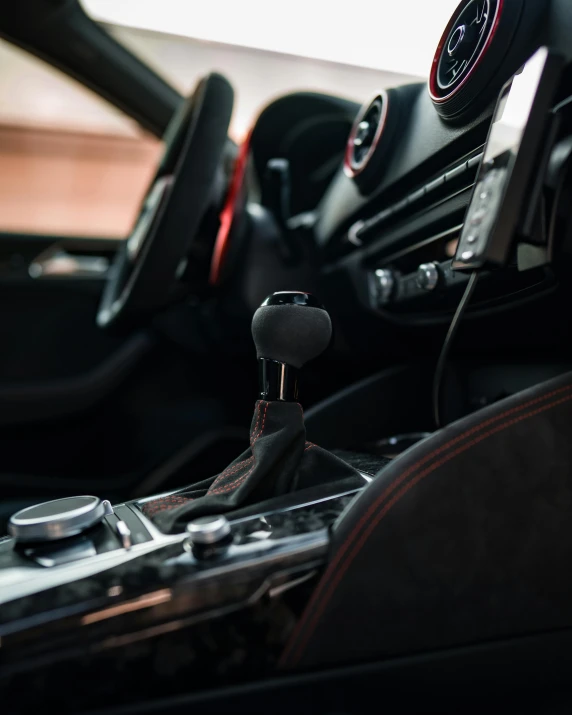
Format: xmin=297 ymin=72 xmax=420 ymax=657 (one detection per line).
xmin=116 ymin=520 xmax=132 ymax=550
xmin=416 ymin=263 xmax=440 ymax=292
xmin=8 ymin=496 xmax=110 ymax=543
xmin=374 ymin=268 xmax=395 ymax=305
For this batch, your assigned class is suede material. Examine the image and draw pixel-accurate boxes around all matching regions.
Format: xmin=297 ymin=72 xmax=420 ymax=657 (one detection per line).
xmin=142 ymin=399 xmax=361 ymax=533
xmin=280 ymin=371 xmax=572 ymax=670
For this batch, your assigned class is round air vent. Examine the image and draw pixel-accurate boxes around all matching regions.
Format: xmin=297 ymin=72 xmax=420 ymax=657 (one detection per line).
xmin=344 ymin=90 xmax=398 ymax=193
xmin=429 ymin=0 xmax=524 ymax=119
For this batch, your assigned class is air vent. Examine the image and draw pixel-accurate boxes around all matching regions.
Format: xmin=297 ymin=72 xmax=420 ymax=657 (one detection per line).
xmin=428 ymin=0 xmax=524 ymax=119
xmin=344 ymin=91 xmax=389 ymax=182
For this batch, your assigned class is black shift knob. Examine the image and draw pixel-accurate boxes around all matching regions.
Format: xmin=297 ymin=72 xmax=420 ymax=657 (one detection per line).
xmin=252 ymin=292 xmax=332 ymax=369
xmin=252 ymin=292 xmax=332 ymax=401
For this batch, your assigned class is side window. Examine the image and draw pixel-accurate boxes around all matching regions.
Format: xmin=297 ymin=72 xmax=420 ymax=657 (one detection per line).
xmin=0 ymin=39 xmax=163 ymax=238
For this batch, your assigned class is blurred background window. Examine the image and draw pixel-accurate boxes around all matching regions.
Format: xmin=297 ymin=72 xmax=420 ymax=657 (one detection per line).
xmin=0 ymin=0 xmax=460 ymax=239
xmin=0 ymin=39 xmax=161 ymax=238
xmin=84 ymin=0 xmax=459 ymax=140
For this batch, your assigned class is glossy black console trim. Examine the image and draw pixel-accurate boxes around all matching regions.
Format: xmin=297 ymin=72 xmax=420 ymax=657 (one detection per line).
xmin=0 ymin=490 xmax=358 ymax=652
xmin=0 ymin=520 xmax=183 ymax=608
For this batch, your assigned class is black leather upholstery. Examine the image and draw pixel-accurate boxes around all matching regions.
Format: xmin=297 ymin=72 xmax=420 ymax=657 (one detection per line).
xmin=280 ymin=371 xmax=572 ymax=670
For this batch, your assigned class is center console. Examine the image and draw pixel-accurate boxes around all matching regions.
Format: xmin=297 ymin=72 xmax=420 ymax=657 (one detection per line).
xmin=325 ymin=46 xmax=567 ymax=333
xmin=0 ymin=292 xmax=379 ymax=712
xmin=0 ymin=486 xmax=364 ymax=710
xmin=3 ymin=42 xmax=569 ymax=712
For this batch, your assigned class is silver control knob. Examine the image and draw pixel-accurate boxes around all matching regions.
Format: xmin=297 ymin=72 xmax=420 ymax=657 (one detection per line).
xmin=187 ymin=515 xmax=231 ymax=546
xmin=374 ymin=269 xmax=395 ymax=305
xmin=8 ymin=496 xmax=111 ymax=543
xmin=416 ymin=263 xmax=440 ymax=292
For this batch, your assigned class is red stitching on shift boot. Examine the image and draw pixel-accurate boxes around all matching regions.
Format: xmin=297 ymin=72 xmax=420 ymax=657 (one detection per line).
xmin=207 ymin=402 xmax=264 ymax=491
xmin=147 ymin=500 xmax=193 ymax=515
xmin=209 ymin=472 xmax=250 ymax=495
xmin=253 ymin=401 xmax=269 ymax=444
xmin=209 ymin=401 xmax=270 ymax=496
xmin=145 ymin=403 xmax=272 ymax=513
xmin=250 ymin=400 xmax=263 ymax=442
xmin=145 ymin=500 xmax=189 ymax=515
xmin=279 ymin=386 xmax=572 ymax=668
xmin=208 ymin=456 xmax=254 ymax=490
xmin=143 ymin=494 xmax=193 ymax=515
xmin=144 ymin=495 xmax=190 ymax=511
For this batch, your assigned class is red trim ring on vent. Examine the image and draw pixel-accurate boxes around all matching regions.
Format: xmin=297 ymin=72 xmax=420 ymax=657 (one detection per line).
xmin=428 ymin=0 xmax=504 ymax=104
xmin=343 ymin=90 xmax=389 ymax=179
xmin=209 ymin=129 xmax=252 ymax=286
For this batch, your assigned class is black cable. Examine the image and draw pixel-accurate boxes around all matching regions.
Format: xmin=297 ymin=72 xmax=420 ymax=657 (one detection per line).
xmin=551 ymin=94 xmax=572 ymax=115
xmin=432 ymin=271 xmax=480 ymax=430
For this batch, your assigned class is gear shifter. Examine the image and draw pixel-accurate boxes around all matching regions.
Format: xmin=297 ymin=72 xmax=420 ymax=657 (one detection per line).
xmin=142 ymin=293 xmax=362 ymax=533
xmin=253 ymin=292 xmax=332 ymax=401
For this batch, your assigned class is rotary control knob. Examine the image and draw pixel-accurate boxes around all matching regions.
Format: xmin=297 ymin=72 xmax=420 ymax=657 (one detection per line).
xmin=186 ymin=515 xmax=233 ymax=559
xmin=8 ymin=496 xmax=112 ymax=543
xmin=187 ymin=515 xmax=231 ymax=546
xmin=416 ymin=263 xmax=440 ymax=292
xmin=374 ymin=269 xmax=395 ymax=305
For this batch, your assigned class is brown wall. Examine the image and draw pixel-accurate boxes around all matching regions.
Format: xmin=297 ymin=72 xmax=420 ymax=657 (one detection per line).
xmin=0 ymin=124 xmax=161 ymax=238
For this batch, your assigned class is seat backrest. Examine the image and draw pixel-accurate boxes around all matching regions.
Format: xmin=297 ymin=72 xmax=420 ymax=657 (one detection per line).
xmin=280 ymin=370 xmax=572 ymax=670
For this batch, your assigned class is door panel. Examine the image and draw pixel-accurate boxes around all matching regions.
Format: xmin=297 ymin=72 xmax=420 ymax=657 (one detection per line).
xmin=0 ymin=231 xmax=249 ymax=513
xmin=0 ymin=233 xmax=124 ymax=382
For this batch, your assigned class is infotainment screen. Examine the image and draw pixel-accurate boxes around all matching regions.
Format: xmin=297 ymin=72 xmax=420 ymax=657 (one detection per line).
xmin=453 ymin=47 xmax=563 ymax=271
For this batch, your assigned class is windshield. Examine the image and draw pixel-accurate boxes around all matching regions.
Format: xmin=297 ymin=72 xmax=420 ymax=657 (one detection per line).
xmin=82 ymin=0 xmax=461 ymax=140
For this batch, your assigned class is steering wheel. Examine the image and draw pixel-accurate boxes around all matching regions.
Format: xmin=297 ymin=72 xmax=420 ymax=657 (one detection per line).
xmin=97 ymin=73 xmax=234 ymax=331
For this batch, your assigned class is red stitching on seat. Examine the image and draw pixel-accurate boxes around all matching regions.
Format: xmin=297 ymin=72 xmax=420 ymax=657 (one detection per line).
xmin=279 ymin=384 xmax=572 ymax=668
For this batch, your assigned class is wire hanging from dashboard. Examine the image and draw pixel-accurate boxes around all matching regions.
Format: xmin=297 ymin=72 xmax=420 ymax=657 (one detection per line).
xmin=432 ymin=271 xmax=480 ymax=430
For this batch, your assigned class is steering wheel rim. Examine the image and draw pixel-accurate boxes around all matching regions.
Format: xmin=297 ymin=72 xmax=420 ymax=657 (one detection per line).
xmin=97 ymin=73 xmax=234 ymax=331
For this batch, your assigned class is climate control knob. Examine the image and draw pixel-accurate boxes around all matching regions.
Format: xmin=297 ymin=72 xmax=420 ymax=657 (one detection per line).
xmin=416 ymin=263 xmax=440 ymax=292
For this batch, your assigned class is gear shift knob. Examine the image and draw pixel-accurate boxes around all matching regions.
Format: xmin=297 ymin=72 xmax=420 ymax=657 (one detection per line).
xmin=252 ymin=292 xmax=332 ymax=401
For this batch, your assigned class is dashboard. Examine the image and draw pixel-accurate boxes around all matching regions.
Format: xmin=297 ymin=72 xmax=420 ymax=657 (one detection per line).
xmin=250 ymin=0 xmax=572 ymax=350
